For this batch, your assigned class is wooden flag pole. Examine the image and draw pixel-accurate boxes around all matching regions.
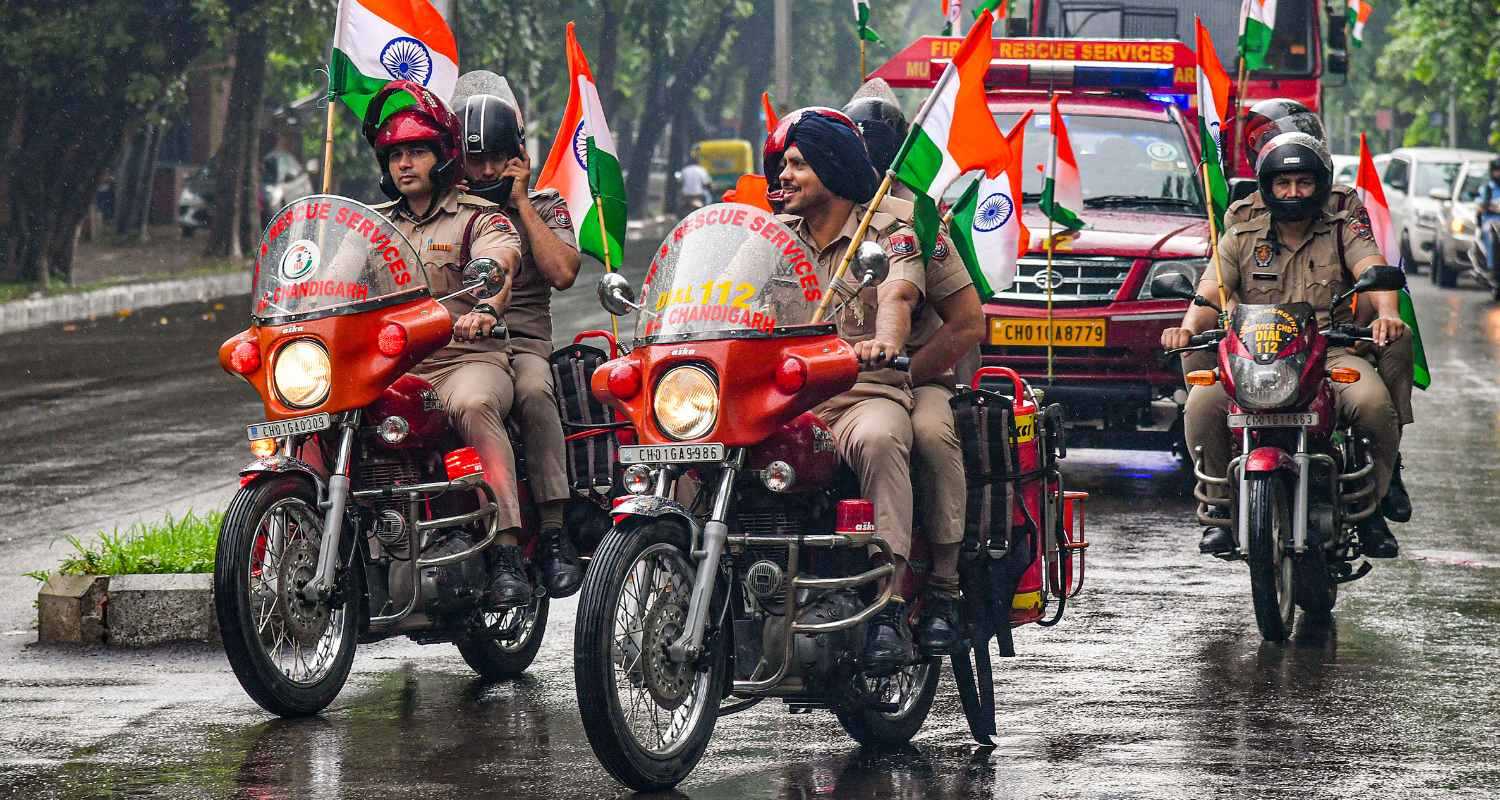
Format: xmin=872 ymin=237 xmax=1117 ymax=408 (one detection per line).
xmin=860 ymin=39 xmax=867 ymax=83
xmin=596 ymin=198 xmax=619 ymax=341
xmin=1199 ymin=161 xmax=1230 ymax=320
xmin=1229 ymin=57 xmax=1248 ymax=184
xmin=813 ymin=171 xmax=894 ymax=323
xmin=1044 ymin=87 xmax=1058 ymax=383
xmin=321 ymin=99 xmax=337 ymax=194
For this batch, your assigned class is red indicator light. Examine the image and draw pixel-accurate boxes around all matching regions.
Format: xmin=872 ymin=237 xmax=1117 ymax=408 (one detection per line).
xmin=607 ymin=363 xmax=642 ymax=399
xmin=836 ymin=499 xmax=876 ymax=536
xmin=377 ymin=323 xmax=408 ymax=357
xmin=775 ymin=357 xmax=807 ymax=393
xmin=444 ymin=446 xmax=484 ymax=481
xmin=229 ymin=340 xmax=261 ymax=374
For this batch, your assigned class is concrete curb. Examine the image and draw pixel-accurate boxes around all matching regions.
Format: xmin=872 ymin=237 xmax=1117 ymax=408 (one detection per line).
xmin=0 ymin=272 xmax=250 ymax=335
xmin=35 ymin=573 xmax=220 ymax=648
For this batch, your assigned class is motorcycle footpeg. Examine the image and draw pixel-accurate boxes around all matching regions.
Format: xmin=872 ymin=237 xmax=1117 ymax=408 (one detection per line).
xmin=1332 ymin=560 xmax=1373 ymax=584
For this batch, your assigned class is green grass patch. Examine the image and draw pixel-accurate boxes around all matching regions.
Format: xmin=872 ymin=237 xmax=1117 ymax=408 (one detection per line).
xmin=29 ymin=510 xmax=222 ymax=580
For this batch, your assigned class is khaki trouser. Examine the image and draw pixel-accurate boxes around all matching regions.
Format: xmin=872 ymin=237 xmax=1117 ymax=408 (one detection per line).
xmin=509 ymin=338 xmax=570 ymax=504
xmin=1185 ymin=348 xmax=1400 ymax=503
xmin=813 ymin=382 xmax=916 ymax=558
xmin=911 ymin=384 xmax=965 ymax=545
xmin=412 ymin=354 xmax=523 ymax=530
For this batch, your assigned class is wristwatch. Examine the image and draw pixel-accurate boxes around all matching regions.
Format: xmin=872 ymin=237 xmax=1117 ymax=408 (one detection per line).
xmin=473 ymin=303 xmax=499 ymax=319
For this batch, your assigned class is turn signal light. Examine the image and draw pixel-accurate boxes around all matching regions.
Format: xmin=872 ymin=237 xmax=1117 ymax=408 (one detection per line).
xmin=774 ymin=356 xmax=807 ymax=393
xmin=444 ymin=446 xmax=484 ymax=481
xmin=1185 ymin=369 xmax=1218 ymax=386
xmin=1329 ymin=367 xmax=1361 ymax=384
xmin=836 ymin=499 xmax=876 ymax=539
xmin=377 ymin=323 xmax=408 ymax=357
xmin=249 ymin=438 xmax=278 ymax=458
xmin=229 ymin=340 xmax=261 ymax=374
xmin=607 ymin=362 xmax=642 ymax=399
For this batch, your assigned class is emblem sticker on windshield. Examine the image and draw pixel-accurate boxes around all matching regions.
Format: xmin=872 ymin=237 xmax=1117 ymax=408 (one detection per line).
xmin=1147 ymin=142 xmax=1178 ymax=161
xmin=280 ymin=239 xmax=320 ymax=281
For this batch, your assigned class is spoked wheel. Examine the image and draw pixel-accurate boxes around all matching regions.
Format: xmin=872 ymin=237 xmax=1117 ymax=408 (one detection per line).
xmin=835 ymin=657 xmax=940 ymax=746
xmin=1246 ymin=475 xmax=1296 ymax=641
xmin=574 ymin=520 xmax=725 ymax=791
xmin=215 ymin=475 xmax=360 ymax=716
xmin=457 ymin=594 xmax=550 ymax=679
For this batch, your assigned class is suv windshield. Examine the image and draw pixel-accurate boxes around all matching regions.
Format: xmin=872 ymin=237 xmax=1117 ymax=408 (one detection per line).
xmin=636 ymin=204 xmax=824 ymax=343
xmin=979 ymin=112 xmax=1204 ymax=213
xmin=1413 ymin=161 xmax=1464 ymax=197
xmin=251 ymin=195 xmax=427 ymax=323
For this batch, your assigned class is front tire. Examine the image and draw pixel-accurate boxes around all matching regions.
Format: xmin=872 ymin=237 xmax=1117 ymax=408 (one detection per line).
xmin=574 ymin=520 xmax=725 ymax=791
xmin=1246 ymin=475 xmax=1296 ymax=642
xmin=835 ymin=658 xmax=940 ymax=746
xmin=215 ymin=475 xmax=359 ymax=716
xmin=456 ymin=595 xmax=550 ymax=679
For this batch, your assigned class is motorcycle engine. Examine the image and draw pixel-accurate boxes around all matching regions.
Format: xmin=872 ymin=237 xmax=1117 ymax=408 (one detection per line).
xmin=417 ymin=532 xmax=488 ymax=616
xmin=756 ymin=589 xmax=863 ymax=686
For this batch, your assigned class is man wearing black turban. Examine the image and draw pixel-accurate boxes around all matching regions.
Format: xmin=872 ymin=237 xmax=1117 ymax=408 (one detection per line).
xmin=776 ymin=112 xmax=928 ymax=677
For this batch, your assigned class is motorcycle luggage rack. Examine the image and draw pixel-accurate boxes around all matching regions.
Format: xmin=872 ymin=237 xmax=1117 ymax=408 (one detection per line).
xmin=354 ymin=474 xmax=501 ymax=629
xmin=728 ymin=532 xmax=895 ymax=694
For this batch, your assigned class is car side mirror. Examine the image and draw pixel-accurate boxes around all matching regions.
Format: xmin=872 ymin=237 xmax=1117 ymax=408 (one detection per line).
xmin=597 ymin=272 xmax=640 ymax=316
xmin=1149 ymin=271 xmax=1198 ymax=301
xmin=1326 ymin=50 xmax=1349 ymax=78
xmin=1352 ymin=264 xmax=1407 ymax=293
xmin=462 ymin=257 xmax=506 ymax=299
xmin=853 ymin=241 xmax=890 ymax=286
xmin=1428 ymin=187 xmax=1451 ymax=201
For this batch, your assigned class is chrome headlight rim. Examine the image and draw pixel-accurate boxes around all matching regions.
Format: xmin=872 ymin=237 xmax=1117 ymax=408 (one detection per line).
xmin=652 ymin=365 xmax=719 ymax=441
xmin=1138 ymin=258 xmax=1211 ymax=300
xmin=1229 ymin=355 xmax=1302 ymax=411
xmin=272 ymin=338 xmax=333 ymax=409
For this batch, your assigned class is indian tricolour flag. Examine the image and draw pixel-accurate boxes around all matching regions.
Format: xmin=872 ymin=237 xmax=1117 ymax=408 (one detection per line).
xmin=942 ymin=0 xmax=962 ymax=35
xmin=892 ymin=9 xmax=1011 ymax=262
xmin=1196 ymin=17 xmax=1231 ymax=235
xmin=1040 ymin=95 xmax=1085 ymax=231
xmin=1238 ymin=0 xmax=1277 ymax=71
xmin=1347 ymin=0 xmax=1372 ymax=47
xmin=537 ymin=22 xmax=626 ymax=269
xmin=853 ymin=0 xmax=881 ymax=42
xmin=330 ymin=0 xmax=458 ymax=120
xmin=950 ymin=112 xmax=1031 ymax=299
xmin=1355 ymin=133 xmax=1431 ymax=389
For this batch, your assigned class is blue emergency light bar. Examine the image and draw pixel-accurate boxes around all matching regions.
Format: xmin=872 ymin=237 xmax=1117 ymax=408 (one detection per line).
xmin=986 ymin=62 xmax=1177 ymax=92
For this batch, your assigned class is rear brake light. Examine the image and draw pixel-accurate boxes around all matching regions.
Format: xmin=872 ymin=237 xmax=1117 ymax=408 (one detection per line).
xmin=607 ymin=363 xmax=642 ymax=398
xmin=377 ymin=323 xmax=408 ymax=357
xmin=774 ymin=357 xmax=807 ymax=393
xmin=229 ymin=340 xmax=261 ymax=374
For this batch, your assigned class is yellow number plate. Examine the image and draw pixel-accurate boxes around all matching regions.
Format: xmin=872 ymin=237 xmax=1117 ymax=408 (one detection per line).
xmin=989 ymin=318 xmax=1107 ymax=347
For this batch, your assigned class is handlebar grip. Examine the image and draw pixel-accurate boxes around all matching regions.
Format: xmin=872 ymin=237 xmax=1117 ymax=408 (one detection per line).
xmin=1188 ymin=329 xmax=1226 ymax=347
xmin=1344 ymin=325 xmax=1373 ymax=338
xmin=889 ymin=355 xmax=912 ymax=372
xmin=487 ymin=321 xmax=509 ymax=339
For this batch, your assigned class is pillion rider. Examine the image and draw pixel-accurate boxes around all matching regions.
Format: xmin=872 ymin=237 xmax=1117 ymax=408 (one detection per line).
xmin=1162 ymin=133 xmax=1404 ymax=559
xmin=457 ymin=78 xmax=585 ymax=597
xmin=362 ymin=80 xmax=534 ymax=607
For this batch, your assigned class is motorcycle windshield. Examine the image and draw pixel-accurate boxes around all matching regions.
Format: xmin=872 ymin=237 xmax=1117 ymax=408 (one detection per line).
xmin=250 ymin=195 xmax=427 ymax=324
xmin=1230 ymin=302 xmax=1315 ymax=363
xmin=635 ymin=204 xmax=826 ymax=343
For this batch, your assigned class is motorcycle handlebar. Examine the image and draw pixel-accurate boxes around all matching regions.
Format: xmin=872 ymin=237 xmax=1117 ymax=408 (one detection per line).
xmin=1164 ymin=329 xmax=1225 ymax=357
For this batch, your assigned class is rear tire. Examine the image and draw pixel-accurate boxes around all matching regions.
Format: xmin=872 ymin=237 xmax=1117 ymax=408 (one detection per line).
xmin=835 ymin=658 xmax=940 ymax=746
xmin=1436 ymin=246 xmax=1459 ymax=288
xmin=456 ymin=595 xmax=549 ymax=679
xmin=1246 ymin=475 xmax=1296 ymax=642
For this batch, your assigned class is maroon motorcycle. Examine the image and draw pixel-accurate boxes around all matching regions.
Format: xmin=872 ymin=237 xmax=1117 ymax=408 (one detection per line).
xmin=1156 ymin=265 xmax=1407 ymax=641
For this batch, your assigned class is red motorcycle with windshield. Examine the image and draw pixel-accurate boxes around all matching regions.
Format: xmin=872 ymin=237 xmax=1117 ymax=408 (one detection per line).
xmin=1156 ymin=265 xmax=1406 ymax=641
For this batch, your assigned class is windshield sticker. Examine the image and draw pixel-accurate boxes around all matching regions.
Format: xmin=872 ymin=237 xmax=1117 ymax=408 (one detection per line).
xmin=1242 ymin=308 xmax=1302 ymax=357
xmin=1147 ymin=142 xmax=1178 ymax=161
xmin=280 ymin=240 xmax=320 ymax=281
xmin=641 ymin=304 xmax=777 ymax=338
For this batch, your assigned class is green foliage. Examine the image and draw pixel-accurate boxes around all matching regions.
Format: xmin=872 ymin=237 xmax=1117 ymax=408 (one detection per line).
xmin=30 ymin=510 xmax=224 ymax=580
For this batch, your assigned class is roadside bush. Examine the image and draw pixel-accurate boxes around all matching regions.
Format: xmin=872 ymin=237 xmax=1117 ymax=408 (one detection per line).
xmin=28 ymin=510 xmax=222 ymax=579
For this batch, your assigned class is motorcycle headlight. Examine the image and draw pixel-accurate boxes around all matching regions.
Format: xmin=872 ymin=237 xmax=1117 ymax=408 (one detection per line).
xmin=273 ymin=339 xmax=332 ymax=409
xmin=1138 ymin=258 xmax=1210 ymax=299
xmin=653 ymin=365 xmax=718 ymax=440
xmin=1229 ymin=356 xmax=1302 ymax=411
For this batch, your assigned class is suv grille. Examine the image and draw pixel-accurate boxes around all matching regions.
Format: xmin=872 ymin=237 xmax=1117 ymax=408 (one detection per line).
xmin=992 ymin=255 xmax=1136 ymax=304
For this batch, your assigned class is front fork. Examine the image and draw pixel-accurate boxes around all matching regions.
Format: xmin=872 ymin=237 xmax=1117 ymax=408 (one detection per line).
xmin=667 ymin=450 xmax=743 ymax=663
xmin=1234 ymin=427 xmax=1312 ymax=555
xmin=307 ymin=411 xmax=360 ymax=600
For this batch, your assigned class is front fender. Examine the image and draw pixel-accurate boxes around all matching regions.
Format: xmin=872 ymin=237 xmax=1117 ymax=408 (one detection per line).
xmin=1243 ymin=446 xmax=1297 ymax=475
xmin=611 ymin=495 xmax=701 ymax=540
xmin=239 ymin=455 xmax=327 ymax=497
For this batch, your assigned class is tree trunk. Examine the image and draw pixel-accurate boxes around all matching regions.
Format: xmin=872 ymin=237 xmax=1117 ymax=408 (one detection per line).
xmin=207 ymin=24 xmax=270 ymax=259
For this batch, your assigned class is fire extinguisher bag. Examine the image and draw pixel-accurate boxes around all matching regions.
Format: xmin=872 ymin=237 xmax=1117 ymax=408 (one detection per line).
xmin=949 ymin=387 xmax=1018 ymax=551
xmin=549 ymin=343 xmax=618 ymax=492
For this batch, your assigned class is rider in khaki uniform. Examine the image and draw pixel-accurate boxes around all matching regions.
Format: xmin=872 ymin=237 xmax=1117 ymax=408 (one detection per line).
xmin=457 ymin=86 xmax=585 ymax=596
xmin=773 ymin=111 xmax=925 ymax=676
xmin=362 ymin=81 xmax=533 ymax=608
xmin=1164 ymin=133 xmax=1404 ymax=559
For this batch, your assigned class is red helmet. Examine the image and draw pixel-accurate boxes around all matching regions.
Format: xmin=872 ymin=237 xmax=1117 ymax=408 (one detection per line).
xmin=762 ymin=107 xmax=862 ymax=210
xmin=362 ymin=80 xmax=462 ymax=197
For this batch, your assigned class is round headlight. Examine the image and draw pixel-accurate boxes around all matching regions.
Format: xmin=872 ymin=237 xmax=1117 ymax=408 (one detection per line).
xmin=653 ymin=365 xmax=718 ymax=441
xmin=1230 ymin=357 xmax=1301 ymax=411
xmin=273 ymin=339 xmax=332 ymax=409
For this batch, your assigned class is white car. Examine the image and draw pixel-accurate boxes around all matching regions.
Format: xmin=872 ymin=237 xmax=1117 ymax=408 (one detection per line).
xmin=1431 ymin=158 xmax=1497 ymax=288
xmin=1331 ymin=154 xmax=1358 ymax=187
xmin=1374 ymin=147 xmax=1493 ymax=269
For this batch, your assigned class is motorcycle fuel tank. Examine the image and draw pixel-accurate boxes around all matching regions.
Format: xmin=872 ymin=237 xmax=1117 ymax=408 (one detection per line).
xmin=368 ymin=373 xmax=450 ymax=449
xmin=747 ymin=412 xmax=839 ymax=491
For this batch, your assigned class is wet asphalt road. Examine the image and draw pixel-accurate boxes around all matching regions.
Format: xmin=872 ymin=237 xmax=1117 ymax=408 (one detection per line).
xmin=2 ymin=273 xmax=1499 ymax=799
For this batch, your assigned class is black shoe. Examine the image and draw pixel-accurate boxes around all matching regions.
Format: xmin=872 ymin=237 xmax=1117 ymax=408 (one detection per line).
xmin=1382 ymin=455 xmax=1412 ymax=523
xmin=917 ymin=590 xmax=961 ymax=656
xmin=1199 ymin=526 xmax=1235 ymax=555
xmin=484 ymin=545 xmax=533 ymax=609
xmin=1357 ymin=516 xmax=1400 ymax=559
xmin=539 ymin=526 xmax=583 ymax=598
xmin=862 ymin=600 xmax=915 ymax=678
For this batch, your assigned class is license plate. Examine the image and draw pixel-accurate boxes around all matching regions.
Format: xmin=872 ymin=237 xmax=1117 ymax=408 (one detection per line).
xmin=1228 ymin=412 xmax=1318 ymax=428
xmin=990 ymin=318 xmax=1107 ymax=347
xmin=247 ymin=412 xmax=332 ymax=441
xmin=618 ymin=443 xmax=726 ymax=464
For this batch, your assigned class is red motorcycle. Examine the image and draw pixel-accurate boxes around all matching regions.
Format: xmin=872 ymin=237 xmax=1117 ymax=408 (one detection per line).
xmin=213 ymin=195 xmax=615 ymax=715
xmin=1157 ymin=265 xmax=1407 ymax=641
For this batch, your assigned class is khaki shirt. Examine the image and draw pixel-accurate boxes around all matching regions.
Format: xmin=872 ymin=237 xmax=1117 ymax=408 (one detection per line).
xmin=502 ymin=189 xmax=579 ymax=344
xmin=379 ymin=189 xmax=523 ymax=361
xmin=1225 ymin=184 xmax=1364 ymax=228
xmin=779 ymin=203 xmax=926 ymax=386
xmin=1216 ymin=207 xmax=1383 ymax=329
xmin=878 ymin=194 xmax=971 ymax=382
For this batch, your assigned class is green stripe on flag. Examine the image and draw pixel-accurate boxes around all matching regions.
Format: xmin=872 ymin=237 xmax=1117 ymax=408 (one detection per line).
xmin=585 ymin=136 xmax=626 ymax=268
xmin=1238 ymin=22 xmax=1272 ymax=71
xmin=1399 ymin=289 xmax=1431 ymax=389
xmin=893 ymin=129 xmax=945 ymax=260
xmin=330 ymin=49 xmax=411 ymax=121
xmin=1040 ymin=177 xmax=1085 ymax=230
xmin=949 ymin=180 xmax=994 ymax=300
xmin=1198 ymin=118 xmax=1229 ymax=234
xmin=972 ymin=0 xmax=1006 ymax=20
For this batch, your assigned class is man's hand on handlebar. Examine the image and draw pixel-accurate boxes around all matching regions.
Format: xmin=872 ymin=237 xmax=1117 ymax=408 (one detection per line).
xmin=453 ymin=310 xmax=497 ymax=342
xmin=853 ymin=337 xmax=903 ymax=369
xmin=1161 ymin=327 xmax=1195 ymax=351
xmin=1371 ymin=316 xmax=1408 ymax=348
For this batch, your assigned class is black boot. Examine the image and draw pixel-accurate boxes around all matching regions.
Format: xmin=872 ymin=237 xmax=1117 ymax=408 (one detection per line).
xmin=539 ymin=526 xmax=583 ymax=598
xmin=862 ymin=599 xmax=915 ymax=678
xmin=1357 ymin=516 xmax=1400 ymax=559
xmin=1382 ymin=454 xmax=1412 ymax=523
xmin=484 ymin=544 xmax=533 ymax=609
xmin=917 ymin=589 xmax=961 ymax=656
xmin=1199 ymin=525 xmax=1235 ymax=555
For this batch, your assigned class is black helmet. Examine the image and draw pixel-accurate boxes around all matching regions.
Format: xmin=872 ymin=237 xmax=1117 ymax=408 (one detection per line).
xmin=843 ymin=96 xmax=908 ymax=174
xmin=1257 ymin=132 xmax=1333 ymax=222
xmin=1489 ymin=156 xmax=1500 ymax=173
xmin=1242 ymin=98 xmax=1326 ymax=170
xmin=459 ymin=94 xmax=524 ymax=204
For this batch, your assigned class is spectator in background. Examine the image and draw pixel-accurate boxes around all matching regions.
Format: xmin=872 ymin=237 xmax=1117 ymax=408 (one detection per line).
xmin=678 ymin=156 xmax=713 ymax=214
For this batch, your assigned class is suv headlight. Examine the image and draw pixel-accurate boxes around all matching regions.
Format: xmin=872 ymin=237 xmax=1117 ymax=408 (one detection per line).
xmin=1229 ymin=356 xmax=1302 ymax=411
xmin=654 ymin=365 xmax=718 ymax=440
xmin=1452 ymin=217 xmax=1474 ymax=236
xmin=273 ymin=339 xmax=332 ymax=408
xmin=1138 ymin=258 xmax=1209 ymax=299
xmin=1416 ymin=208 xmax=1441 ymax=228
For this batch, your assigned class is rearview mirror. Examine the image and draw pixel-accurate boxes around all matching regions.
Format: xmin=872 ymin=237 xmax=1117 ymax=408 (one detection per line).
xmin=597 ymin=272 xmax=639 ymax=316
xmin=1149 ymin=271 xmax=1198 ymax=301
xmin=1428 ymin=187 xmax=1450 ymax=201
xmin=1352 ymin=264 xmax=1407 ymax=294
xmin=853 ymin=241 xmax=889 ymax=286
xmin=462 ymin=258 xmax=506 ymax=299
